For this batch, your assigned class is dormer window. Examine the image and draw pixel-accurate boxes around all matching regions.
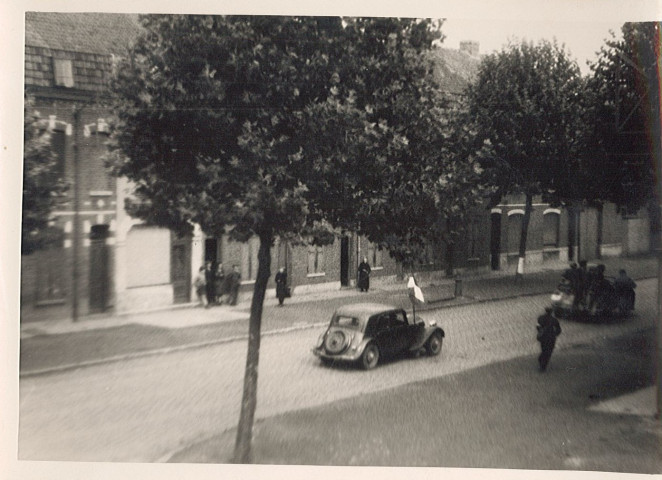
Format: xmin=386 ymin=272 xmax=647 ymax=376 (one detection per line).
xmin=53 ymin=58 xmax=74 ymax=87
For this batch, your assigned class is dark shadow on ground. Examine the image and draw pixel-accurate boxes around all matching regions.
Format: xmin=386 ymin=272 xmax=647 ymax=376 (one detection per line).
xmin=168 ymin=328 xmax=659 ymax=473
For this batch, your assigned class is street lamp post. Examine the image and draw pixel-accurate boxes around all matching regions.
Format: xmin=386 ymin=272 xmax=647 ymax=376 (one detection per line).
xmin=72 ymin=105 xmax=81 ymax=322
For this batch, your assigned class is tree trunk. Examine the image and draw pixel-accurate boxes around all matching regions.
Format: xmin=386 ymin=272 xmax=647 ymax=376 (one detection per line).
xmin=445 ymin=240 xmax=454 ymax=277
xmin=444 ymin=217 xmax=456 ymax=277
xmin=516 ymin=193 xmax=533 ymax=276
xmin=233 ymin=232 xmax=272 ymax=463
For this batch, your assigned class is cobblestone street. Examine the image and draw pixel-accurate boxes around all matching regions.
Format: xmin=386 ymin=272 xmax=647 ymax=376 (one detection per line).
xmin=17 ymin=278 xmax=659 ymax=463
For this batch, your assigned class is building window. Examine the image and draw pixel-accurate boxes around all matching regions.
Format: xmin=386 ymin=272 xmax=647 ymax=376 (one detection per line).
xmin=242 ymin=237 xmax=259 ymax=281
xmin=35 ymin=244 xmax=66 ymax=304
xmin=366 ymin=243 xmax=383 ymax=269
xmin=507 ymin=213 xmax=523 ymax=253
xmin=543 ymin=212 xmax=560 ymax=247
xmin=417 ymin=241 xmax=436 ymax=266
xmin=307 ymin=245 xmax=325 ymax=275
xmin=467 ymin=218 xmax=481 ymax=260
xmin=50 ymin=129 xmax=66 ymax=180
xmin=53 ymin=58 xmax=74 ymax=87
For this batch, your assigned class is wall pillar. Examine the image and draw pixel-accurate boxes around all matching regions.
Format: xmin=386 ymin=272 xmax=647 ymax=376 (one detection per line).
xmin=191 ymin=224 xmax=204 ymax=298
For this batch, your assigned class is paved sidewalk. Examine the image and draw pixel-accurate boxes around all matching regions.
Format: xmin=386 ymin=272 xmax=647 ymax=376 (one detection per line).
xmin=19 ymin=254 xmax=658 ymax=376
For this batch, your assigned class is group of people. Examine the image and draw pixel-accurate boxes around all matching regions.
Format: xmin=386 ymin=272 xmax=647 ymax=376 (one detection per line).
xmin=560 ymin=260 xmax=636 ymax=314
xmin=538 ymin=261 xmax=637 ymax=373
xmin=194 ymin=262 xmax=241 ymax=308
xmin=195 ymin=263 xmax=291 ymax=308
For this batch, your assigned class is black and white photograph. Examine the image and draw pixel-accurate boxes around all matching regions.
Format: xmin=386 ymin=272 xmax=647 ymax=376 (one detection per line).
xmin=1 ymin=1 xmax=661 ymax=479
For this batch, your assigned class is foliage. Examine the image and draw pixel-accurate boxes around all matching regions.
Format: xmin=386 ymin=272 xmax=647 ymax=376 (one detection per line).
xmin=465 ymin=39 xmax=586 ymax=265
xmin=22 ymin=96 xmax=67 ymax=255
xmin=466 ymin=39 xmax=586 ymax=201
xmin=583 ymin=22 xmax=660 ymax=212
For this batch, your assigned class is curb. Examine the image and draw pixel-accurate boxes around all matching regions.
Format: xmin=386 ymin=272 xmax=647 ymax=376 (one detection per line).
xmin=20 ymin=321 xmax=328 ymax=378
xmin=20 ymin=275 xmax=657 ymax=379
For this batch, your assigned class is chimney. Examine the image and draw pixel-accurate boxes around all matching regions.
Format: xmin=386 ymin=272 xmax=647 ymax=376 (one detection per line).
xmin=459 ymin=41 xmax=479 ymax=57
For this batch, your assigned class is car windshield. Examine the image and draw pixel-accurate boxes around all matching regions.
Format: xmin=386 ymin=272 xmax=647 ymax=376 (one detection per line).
xmin=332 ymin=315 xmax=361 ymax=329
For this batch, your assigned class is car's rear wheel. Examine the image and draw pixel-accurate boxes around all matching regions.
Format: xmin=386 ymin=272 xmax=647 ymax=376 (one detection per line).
xmin=324 ymin=331 xmax=347 ymax=354
xmin=361 ymin=343 xmax=380 ymax=370
xmin=425 ymin=331 xmax=443 ymax=356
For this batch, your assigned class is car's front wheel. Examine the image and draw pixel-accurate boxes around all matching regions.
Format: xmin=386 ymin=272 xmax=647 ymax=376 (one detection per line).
xmin=361 ymin=343 xmax=380 ymax=370
xmin=425 ymin=331 xmax=443 ymax=356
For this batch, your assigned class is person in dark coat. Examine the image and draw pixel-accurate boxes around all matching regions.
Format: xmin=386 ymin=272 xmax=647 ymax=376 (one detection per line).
xmin=577 ymin=260 xmax=588 ymax=309
xmin=214 ymin=263 xmax=226 ymax=305
xmin=357 ymin=257 xmax=371 ymax=292
xmin=275 ymin=267 xmax=288 ymax=306
xmin=204 ymin=261 xmax=216 ymax=308
xmin=614 ymin=269 xmax=636 ymax=312
xmin=561 ymin=262 xmax=580 ymax=309
xmin=228 ymin=264 xmax=241 ymax=306
xmin=537 ymin=307 xmax=562 ymax=372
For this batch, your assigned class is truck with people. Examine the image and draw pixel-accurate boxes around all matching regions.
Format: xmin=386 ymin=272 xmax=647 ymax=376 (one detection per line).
xmin=550 ymin=262 xmax=636 ymax=321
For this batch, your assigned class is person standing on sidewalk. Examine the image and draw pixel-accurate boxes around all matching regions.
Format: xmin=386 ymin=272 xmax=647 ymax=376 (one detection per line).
xmin=536 ymin=307 xmax=562 ymax=372
xmin=204 ymin=261 xmax=216 ymax=308
xmin=228 ymin=264 xmax=241 ymax=306
xmin=214 ymin=263 xmax=226 ymax=305
xmin=357 ymin=257 xmax=371 ymax=292
xmin=194 ymin=266 xmax=207 ymax=307
xmin=275 ymin=267 xmax=288 ymax=306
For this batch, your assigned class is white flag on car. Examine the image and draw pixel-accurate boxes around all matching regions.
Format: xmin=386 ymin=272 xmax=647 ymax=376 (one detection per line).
xmin=408 ymin=276 xmax=425 ymax=303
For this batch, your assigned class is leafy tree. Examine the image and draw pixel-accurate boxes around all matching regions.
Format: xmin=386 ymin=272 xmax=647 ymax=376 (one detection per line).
xmin=22 ymin=96 xmax=67 ymax=255
xmin=583 ymin=22 xmax=660 ymax=214
xmin=107 ymin=14 xmax=450 ymax=462
xmin=465 ymin=40 xmax=585 ymax=274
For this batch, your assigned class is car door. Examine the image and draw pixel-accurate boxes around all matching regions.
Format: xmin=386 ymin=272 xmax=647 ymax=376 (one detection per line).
xmin=370 ymin=313 xmax=398 ymax=357
xmin=388 ymin=310 xmax=416 ymax=354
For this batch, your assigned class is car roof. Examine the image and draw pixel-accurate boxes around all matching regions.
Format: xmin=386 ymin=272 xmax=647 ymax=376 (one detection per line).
xmin=334 ymin=303 xmax=401 ymax=319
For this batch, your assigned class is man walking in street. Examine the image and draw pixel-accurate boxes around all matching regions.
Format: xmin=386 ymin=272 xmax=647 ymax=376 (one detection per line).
xmin=536 ymin=307 xmax=562 ymax=372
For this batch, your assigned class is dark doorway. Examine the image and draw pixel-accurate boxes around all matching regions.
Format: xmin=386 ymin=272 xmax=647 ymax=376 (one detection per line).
xmin=89 ymin=224 xmax=110 ymax=313
xmin=490 ymin=213 xmax=501 ymax=270
xmin=171 ymin=233 xmax=192 ymax=303
xmin=340 ymin=237 xmax=350 ymax=286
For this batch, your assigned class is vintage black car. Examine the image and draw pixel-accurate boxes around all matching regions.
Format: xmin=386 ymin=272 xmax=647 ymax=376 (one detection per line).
xmin=312 ymin=303 xmax=445 ymax=369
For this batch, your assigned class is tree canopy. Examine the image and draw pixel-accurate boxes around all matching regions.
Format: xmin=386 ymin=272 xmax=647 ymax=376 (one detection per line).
xmin=583 ymin=22 xmax=660 ymax=212
xmin=465 ymin=39 xmax=586 ymax=267
xmin=22 ymin=96 xmax=67 ymax=255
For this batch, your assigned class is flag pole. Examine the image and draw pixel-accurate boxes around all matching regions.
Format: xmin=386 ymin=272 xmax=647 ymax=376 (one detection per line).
xmin=412 ymin=293 xmax=416 ymax=321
